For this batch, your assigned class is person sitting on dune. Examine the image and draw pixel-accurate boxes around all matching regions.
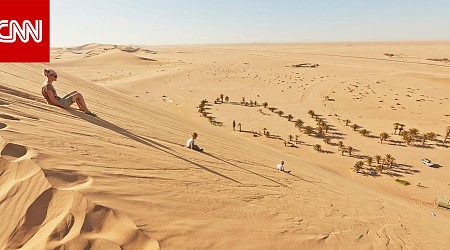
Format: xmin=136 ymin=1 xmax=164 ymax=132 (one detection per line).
xmin=186 ymin=132 xmax=203 ymax=152
xmin=276 ymin=161 xmax=290 ymax=173
xmin=276 ymin=161 xmax=285 ymax=171
xmin=41 ymin=69 xmax=97 ymax=117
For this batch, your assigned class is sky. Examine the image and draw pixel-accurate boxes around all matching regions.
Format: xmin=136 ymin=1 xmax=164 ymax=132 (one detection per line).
xmin=51 ymin=0 xmax=450 ymax=46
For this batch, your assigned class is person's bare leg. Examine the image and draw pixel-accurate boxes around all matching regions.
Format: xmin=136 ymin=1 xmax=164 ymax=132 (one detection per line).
xmin=71 ymin=93 xmax=90 ymax=113
xmin=75 ymin=99 xmax=82 ymax=110
xmin=66 ymin=93 xmax=84 ymax=111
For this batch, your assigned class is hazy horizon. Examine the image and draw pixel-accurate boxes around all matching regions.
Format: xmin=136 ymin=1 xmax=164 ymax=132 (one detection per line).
xmin=51 ymin=0 xmax=450 ymax=47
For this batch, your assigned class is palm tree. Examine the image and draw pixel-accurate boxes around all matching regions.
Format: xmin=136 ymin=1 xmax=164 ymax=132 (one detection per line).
xmin=220 ymin=94 xmax=224 ymax=102
xmin=323 ymin=124 xmax=330 ymax=133
xmin=347 ymin=146 xmax=354 ymax=156
xmin=207 ymin=116 xmax=214 ymax=124
xmin=316 ymin=126 xmax=324 ymax=137
xmin=376 ymin=164 xmax=385 ymax=174
xmin=381 ymin=158 xmax=388 ymax=169
xmin=323 ymin=137 xmax=331 ymax=144
xmin=402 ymin=131 xmax=414 ymax=145
xmin=268 ymin=107 xmax=277 ymax=112
xmin=225 ymin=96 xmax=229 ymax=102
xmin=254 ymin=101 xmax=258 ymax=106
xmin=277 ymin=110 xmax=284 ymax=117
xmin=401 ymin=128 xmax=419 ymax=145
xmin=341 ymin=147 xmax=347 ymax=156
xmin=351 ymin=124 xmax=359 ymax=131
xmin=444 ymin=126 xmax=450 ymax=145
xmin=366 ymin=156 xmax=373 ymax=166
xmin=380 ymin=132 xmax=390 ymax=143
xmin=393 ymin=123 xmax=400 ymax=135
xmin=262 ymin=102 xmax=268 ymax=108
xmin=345 ymin=119 xmax=351 ymax=126
xmin=384 ymin=154 xmax=393 ymax=167
xmin=337 ymin=141 xmax=344 ymax=151
xmin=374 ymin=155 xmax=382 ymax=164
xmin=353 ymin=161 xmax=364 ymax=173
xmin=263 ymin=128 xmax=267 ymax=135
xmin=398 ymin=124 xmax=405 ymax=135
xmin=308 ymin=110 xmax=315 ymax=118
xmin=201 ymin=111 xmax=207 ymax=117
xmin=288 ymin=134 xmax=293 ymax=141
xmin=295 ymin=119 xmax=304 ymax=131
xmin=422 ymin=132 xmax=437 ymax=145
xmin=304 ymin=126 xmax=314 ymax=135
xmin=249 ymin=100 xmax=253 ymax=106
xmin=409 ymin=128 xmax=419 ymax=136
xmin=317 ymin=120 xmax=324 ymax=126
xmin=287 ymin=114 xmax=293 ymax=121
xmin=359 ymin=129 xmax=369 ymax=136
xmin=313 ymin=144 xmax=322 ymax=152
xmin=409 ymin=128 xmax=419 ymax=144
xmin=265 ymin=131 xmax=270 ymax=138
xmin=198 ymin=107 xmax=205 ymax=113
xmin=215 ymin=97 xmax=221 ymax=104
xmin=387 ymin=157 xmax=396 ymax=168
xmin=242 ymin=97 xmax=245 ymax=103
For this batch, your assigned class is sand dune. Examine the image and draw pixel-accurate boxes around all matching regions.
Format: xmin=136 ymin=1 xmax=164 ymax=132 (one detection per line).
xmin=52 ymin=48 xmax=158 ymax=67
xmin=1 ymin=42 xmax=450 ymax=249
xmin=0 ymin=137 xmax=159 ymax=249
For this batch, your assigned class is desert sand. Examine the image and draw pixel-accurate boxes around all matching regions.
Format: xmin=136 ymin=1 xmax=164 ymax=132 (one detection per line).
xmin=1 ymin=42 xmax=450 ymax=249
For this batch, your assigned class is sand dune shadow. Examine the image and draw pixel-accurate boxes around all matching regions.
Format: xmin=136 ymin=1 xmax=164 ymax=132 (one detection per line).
xmin=43 ymin=168 xmax=93 ymax=190
xmin=1 ymin=143 xmax=27 ymax=160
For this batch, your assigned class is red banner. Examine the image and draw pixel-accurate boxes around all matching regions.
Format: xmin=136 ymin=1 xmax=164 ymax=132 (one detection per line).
xmin=0 ymin=0 xmax=50 ymax=62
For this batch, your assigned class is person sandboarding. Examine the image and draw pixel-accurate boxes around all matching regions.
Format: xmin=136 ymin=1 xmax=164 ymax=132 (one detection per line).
xmin=186 ymin=132 xmax=204 ymax=152
xmin=276 ymin=161 xmax=290 ymax=173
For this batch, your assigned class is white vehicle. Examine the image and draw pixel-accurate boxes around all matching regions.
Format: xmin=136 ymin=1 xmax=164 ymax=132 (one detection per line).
xmin=421 ymin=158 xmax=435 ymax=167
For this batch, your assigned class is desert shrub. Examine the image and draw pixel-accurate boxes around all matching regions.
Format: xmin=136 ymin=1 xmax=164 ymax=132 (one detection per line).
xmin=395 ymin=179 xmax=410 ymax=186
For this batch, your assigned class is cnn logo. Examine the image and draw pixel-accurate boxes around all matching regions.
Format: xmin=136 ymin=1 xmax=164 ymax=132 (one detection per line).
xmin=0 ymin=20 xmax=43 ymax=43
xmin=0 ymin=0 xmax=49 ymax=62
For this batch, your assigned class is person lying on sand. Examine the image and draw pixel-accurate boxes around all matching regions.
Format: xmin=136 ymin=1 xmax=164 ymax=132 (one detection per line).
xmin=186 ymin=132 xmax=203 ymax=152
xmin=41 ymin=69 xmax=97 ymax=117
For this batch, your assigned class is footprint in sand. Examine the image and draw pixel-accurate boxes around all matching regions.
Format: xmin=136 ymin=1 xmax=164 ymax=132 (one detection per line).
xmin=1 ymin=143 xmax=27 ymax=161
xmin=0 ymin=122 xmax=6 ymax=130
xmin=0 ymin=114 xmax=20 ymax=121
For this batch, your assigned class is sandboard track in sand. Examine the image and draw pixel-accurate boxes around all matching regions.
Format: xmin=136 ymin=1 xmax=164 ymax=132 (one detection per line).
xmin=0 ymin=85 xmax=45 ymax=103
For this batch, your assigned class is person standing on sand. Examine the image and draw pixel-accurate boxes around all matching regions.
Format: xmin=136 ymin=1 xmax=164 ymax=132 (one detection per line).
xmin=186 ymin=132 xmax=203 ymax=152
xmin=41 ymin=69 xmax=96 ymax=117
xmin=232 ymin=120 xmax=236 ymax=131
